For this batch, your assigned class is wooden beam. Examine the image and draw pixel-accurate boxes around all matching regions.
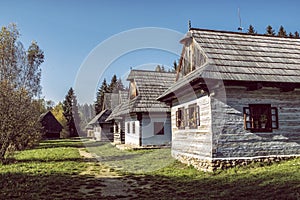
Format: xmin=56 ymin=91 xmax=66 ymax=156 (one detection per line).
xmin=175 ymin=46 xmax=185 ymax=81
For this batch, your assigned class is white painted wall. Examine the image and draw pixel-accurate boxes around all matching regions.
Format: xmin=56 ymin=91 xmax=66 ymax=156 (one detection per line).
xmin=125 ymin=120 xmax=140 ymax=146
xmin=141 ymin=113 xmax=172 ymax=146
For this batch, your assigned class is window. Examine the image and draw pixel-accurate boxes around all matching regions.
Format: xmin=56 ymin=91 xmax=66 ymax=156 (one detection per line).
xmin=176 ymin=107 xmax=185 ymax=129
xmin=188 ymin=104 xmax=200 ymax=129
xmin=132 ymin=122 xmax=135 ymax=134
xmin=127 ymin=122 xmax=130 ymax=134
xmin=244 ymin=104 xmax=278 ymax=132
xmin=154 ymin=122 xmax=164 ymax=135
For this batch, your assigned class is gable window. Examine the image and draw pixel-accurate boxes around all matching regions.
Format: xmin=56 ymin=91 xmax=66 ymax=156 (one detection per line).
xmin=132 ymin=122 xmax=135 ymax=134
xmin=154 ymin=122 xmax=164 ymax=135
xmin=176 ymin=107 xmax=185 ymax=129
xmin=244 ymin=104 xmax=278 ymax=132
xmin=188 ymin=104 xmax=200 ymax=129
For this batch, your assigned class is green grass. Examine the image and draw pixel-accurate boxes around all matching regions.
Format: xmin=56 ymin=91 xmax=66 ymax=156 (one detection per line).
xmin=87 ymin=142 xmax=174 ymax=173
xmin=0 ymin=139 xmax=299 ymax=199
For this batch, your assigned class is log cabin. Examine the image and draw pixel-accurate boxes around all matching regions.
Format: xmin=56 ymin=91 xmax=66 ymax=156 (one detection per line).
xmin=40 ymin=111 xmax=63 ymax=139
xmin=158 ymin=28 xmax=300 ymax=171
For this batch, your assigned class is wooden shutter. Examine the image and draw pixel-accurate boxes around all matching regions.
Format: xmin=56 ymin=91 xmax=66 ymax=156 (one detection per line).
xmin=271 ymin=107 xmax=279 ymax=129
xmin=196 ymin=105 xmax=200 ymax=126
xmin=176 ymin=110 xmax=179 ymax=127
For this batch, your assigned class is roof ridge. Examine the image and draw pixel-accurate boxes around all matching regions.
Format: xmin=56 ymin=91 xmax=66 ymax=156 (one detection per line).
xmin=130 ymin=69 xmax=176 ymax=74
xmin=190 ymin=27 xmax=300 ymax=40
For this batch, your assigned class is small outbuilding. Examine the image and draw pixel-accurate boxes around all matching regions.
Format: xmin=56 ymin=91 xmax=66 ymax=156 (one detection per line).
xmin=40 ymin=111 xmax=63 ymax=139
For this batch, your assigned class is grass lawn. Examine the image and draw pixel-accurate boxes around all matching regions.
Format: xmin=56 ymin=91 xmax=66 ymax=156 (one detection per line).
xmin=0 ymin=139 xmax=299 ymax=199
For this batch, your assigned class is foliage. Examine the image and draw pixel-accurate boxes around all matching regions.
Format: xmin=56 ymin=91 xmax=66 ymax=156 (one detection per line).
xmin=265 ymin=25 xmax=276 ymax=36
xmin=94 ymin=75 xmax=125 ymax=115
xmin=108 ymin=74 xmax=117 ymax=93
xmin=0 ymin=24 xmax=44 ymax=98
xmin=173 ymin=60 xmax=178 ymax=72
xmin=247 ymin=25 xmax=257 ymax=34
xmin=51 ymin=102 xmax=68 ymax=137
xmin=277 ymin=25 xmax=287 ymax=37
xmin=94 ymin=78 xmax=108 ymax=114
xmin=0 ymin=81 xmax=42 ymax=162
xmin=62 ymin=88 xmax=81 ymax=137
xmin=0 ymin=23 xmax=44 ymax=162
xmin=77 ymin=103 xmax=95 ymax=131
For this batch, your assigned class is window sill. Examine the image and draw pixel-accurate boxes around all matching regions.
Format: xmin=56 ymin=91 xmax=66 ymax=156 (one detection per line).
xmin=247 ymin=128 xmax=273 ymax=133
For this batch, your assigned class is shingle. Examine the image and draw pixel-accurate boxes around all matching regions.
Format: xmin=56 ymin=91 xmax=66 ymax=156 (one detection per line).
xmin=158 ymin=28 xmax=300 ymax=100
xmin=111 ymin=70 xmax=176 ymax=117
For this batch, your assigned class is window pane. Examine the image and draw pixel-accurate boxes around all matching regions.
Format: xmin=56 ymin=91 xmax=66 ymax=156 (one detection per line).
xmin=154 ymin=122 xmax=164 ymax=135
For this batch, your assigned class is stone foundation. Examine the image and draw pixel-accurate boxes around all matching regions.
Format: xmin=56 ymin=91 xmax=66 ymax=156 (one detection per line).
xmin=174 ymin=153 xmax=298 ymax=172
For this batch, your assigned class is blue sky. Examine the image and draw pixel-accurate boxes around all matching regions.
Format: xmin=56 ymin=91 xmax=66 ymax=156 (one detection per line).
xmin=1 ymin=0 xmax=300 ymax=104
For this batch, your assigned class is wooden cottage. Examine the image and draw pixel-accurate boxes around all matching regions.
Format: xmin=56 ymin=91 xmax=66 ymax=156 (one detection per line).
xmin=40 ymin=111 xmax=63 ymax=139
xmin=106 ymin=90 xmax=128 ymax=144
xmin=87 ymin=93 xmax=118 ymax=141
xmin=112 ymin=69 xmax=176 ymax=147
xmin=87 ymin=109 xmax=113 ymax=141
xmin=158 ymin=28 xmax=300 ymax=171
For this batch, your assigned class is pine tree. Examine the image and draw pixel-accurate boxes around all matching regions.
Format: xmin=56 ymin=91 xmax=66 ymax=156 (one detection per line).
xmin=161 ymin=65 xmax=165 ymax=72
xmin=247 ymin=25 xmax=256 ymax=34
xmin=295 ymin=31 xmax=300 ymax=39
xmin=95 ymin=79 xmax=108 ymax=114
xmin=278 ymin=25 xmax=287 ymax=37
xmin=289 ymin=32 xmax=294 ymax=38
xmin=116 ymin=78 xmax=125 ymax=91
xmin=265 ymin=25 xmax=276 ymax=36
xmin=62 ymin=87 xmax=81 ymax=137
xmin=108 ymin=74 xmax=118 ymax=93
xmin=173 ymin=60 xmax=178 ymax=72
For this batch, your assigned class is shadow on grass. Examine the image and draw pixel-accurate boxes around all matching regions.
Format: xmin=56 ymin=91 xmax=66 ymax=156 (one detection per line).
xmin=0 ymin=173 xmax=111 ymax=200
xmin=0 ymin=170 xmax=298 ymax=200
xmin=123 ymin=172 xmax=300 ymax=200
xmin=37 ymin=139 xmax=108 ymax=149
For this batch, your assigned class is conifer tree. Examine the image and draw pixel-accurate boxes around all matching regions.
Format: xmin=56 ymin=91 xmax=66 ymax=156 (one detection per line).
xmin=295 ymin=31 xmax=300 ymax=39
xmin=62 ymin=87 xmax=81 ymax=137
xmin=265 ymin=25 xmax=276 ymax=36
xmin=247 ymin=25 xmax=256 ymax=34
xmin=173 ymin=60 xmax=178 ymax=72
xmin=94 ymin=79 xmax=108 ymax=114
xmin=278 ymin=25 xmax=287 ymax=37
xmin=108 ymin=74 xmax=118 ymax=93
xmin=115 ymin=78 xmax=125 ymax=91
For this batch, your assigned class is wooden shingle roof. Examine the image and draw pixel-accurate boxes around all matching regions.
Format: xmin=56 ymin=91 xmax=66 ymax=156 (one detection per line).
xmin=158 ymin=28 xmax=300 ymax=100
xmin=113 ymin=69 xmax=176 ymax=116
xmin=88 ymin=109 xmax=111 ymax=125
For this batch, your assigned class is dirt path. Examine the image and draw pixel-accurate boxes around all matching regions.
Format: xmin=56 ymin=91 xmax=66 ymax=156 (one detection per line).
xmin=78 ymin=148 xmax=139 ymax=199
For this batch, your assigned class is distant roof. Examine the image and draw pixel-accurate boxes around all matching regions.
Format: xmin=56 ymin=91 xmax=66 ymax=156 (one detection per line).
xmin=111 ymin=70 xmax=176 ymax=117
xmin=39 ymin=111 xmax=63 ymax=130
xmin=158 ymin=28 xmax=300 ymax=100
xmin=87 ymin=109 xmax=112 ymax=125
